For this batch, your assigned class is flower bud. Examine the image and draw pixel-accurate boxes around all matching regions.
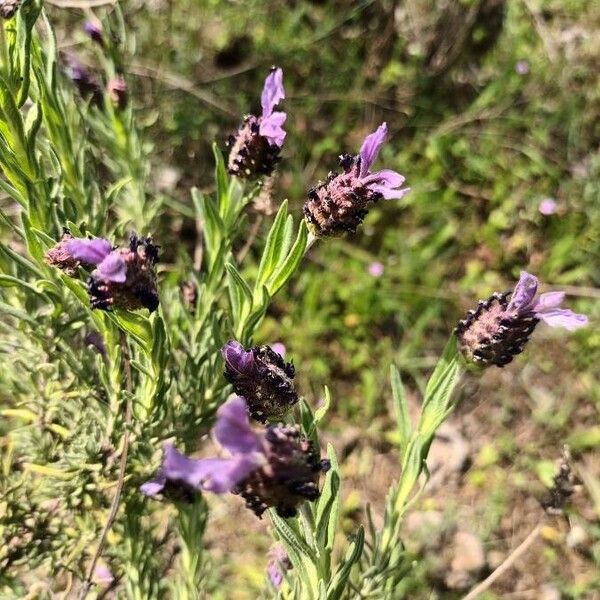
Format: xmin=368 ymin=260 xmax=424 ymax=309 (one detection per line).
xmin=107 ymin=75 xmax=127 ymax=110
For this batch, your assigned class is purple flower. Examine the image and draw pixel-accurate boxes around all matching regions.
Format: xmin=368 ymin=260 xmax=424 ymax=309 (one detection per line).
xmin=141 ymin=397 xmax=329 ymax=518
xmin=303 ymin=122 xmax=410 ymax=237
xmin=515 ymin=60 xmax=530 ymax=75
xmin=84 ymin=20 xmax=103 ymax=46
xmin=221 ymin=340 xmax=297 ymax=422
xmin=64 ymin=55 xmax=103 ymax=107
xmin=259 ymin=68 xmax=286 ymax=146
xmin=0 ymin=0 xmax=20 ymax=19
xmin=539 ymin=198 xmax=557 ymax=215
xmin=87 ymin=233 xmax=159 ymax=312
xmin=271 ymin=342 xmax=286 ymax=357
xmin=456 ymin=271 xmax=588 ymax=367
xmin=267 ymin=543 xmax=292 ymax=588
xmin=107 ymin=75 xmax=127 ymax=110
xmin=84 ymin=331 xmax=107 ymax=357
xmin=507 ymin=272 xmax=587 ymax=330
xmin=140 ymin=399 xmax=263 ymax=499
xmin=227 ymin=68 xmax=286 ymax=179
xmin=67 ymin=237 xmax=112 ymax=265
xmin=368 ymin=261 xmax=384 ymax=277
xmin=93 ymin=564 xmax=113 ymax=586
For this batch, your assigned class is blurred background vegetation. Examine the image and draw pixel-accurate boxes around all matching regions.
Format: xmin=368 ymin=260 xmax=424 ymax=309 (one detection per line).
xmin=39 ymin=0 xmax=600 ymax=596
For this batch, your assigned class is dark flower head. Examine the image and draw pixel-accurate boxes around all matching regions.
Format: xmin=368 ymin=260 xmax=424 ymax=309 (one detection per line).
xmin=303 ymin=123 xmax=410 ymax=237
xmin=83 ymin=233 xmax=160 ymax=312
xmin=180 ymin=280 xmax=198 ymax=311
xmin=46 ymin=232 xmax=112 ymax=276
xmin=227 ymin=68 xmax=286 ymax=179
xmin=456 ymin=271 xmax=588 ymax=368
xmin=234 ymin=421 xmax=330 ymax=518
xmin=0 ymin=0 xmax=20 ymax=19
xmin=267 ymin=543 xmax=292 ymax=588
xmin=64 ymin=55 xmax=103 ymax=107
xmin=141 ymin=397 xmax=329 ymax=518
xmin=107 ymin=75 xmax=127 ymax=110
xmin=221 ymin=340 xmax=297 ymax=422
xmin=84 ymin=20 xmax=104 ymax=46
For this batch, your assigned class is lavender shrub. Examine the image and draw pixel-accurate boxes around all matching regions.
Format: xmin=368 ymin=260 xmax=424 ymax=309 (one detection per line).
xmin=0 ymin=5 xmax=590 ymax=600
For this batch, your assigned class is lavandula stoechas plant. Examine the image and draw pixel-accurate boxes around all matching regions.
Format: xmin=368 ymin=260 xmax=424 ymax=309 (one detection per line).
xmin=221 ymin=340 xmax=298 ymax=422
xmin=304 ymin=122 xmax=410 ymax=236
xmin=456 ymin=271 xmax=587 ymax=367
xmin=227 ymin=67 xmax=286 ymax=179
xmin=142 ymin=397 xmax=329 ymax=518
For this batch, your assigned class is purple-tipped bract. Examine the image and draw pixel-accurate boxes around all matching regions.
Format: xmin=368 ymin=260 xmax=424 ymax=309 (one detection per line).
xmin=303 ymin=122 xmax=409 ymax=236
xmin=141 ymin=396 xmax=329 ymax=518
xmin=227 ymin=68 xmax=287 ymax=179
xmin=456 ymin=271 xmax=587 ymax=367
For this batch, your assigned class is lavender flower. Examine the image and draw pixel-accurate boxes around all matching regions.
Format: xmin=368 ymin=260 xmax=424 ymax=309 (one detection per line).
xmin=515 ymin=60 xmax=530 ymax=75
xmin=84 ymin=20 xmax=103 ymax=46
xmin=456 ymin=271 xmax=588 ymax=368
xmin=221 ymin=340 xmax=297 ymax=422
xmin=45 ymin=231 xmax=110 ymax=276
xmin=0 ymin=0 xmax=20 ymax=19
xmin=267 ymin=543 xmax=292 ymax=588
xmin=64 ymin=56 xmax=103 ymax=107
xmin=539 ymin=198 xmax=557 ymax=215
xmin=227 ymin=68 xmax=286 ymax=179
xmin=141 ymin=397 xmax=329 ymax=518
xmin=303 ymin=123 xmax=410 ymax=237
xmin=107 ymin=75 xmax=127 ymax=110
xmin=84 ymin=233 xmax=160 ymax=312
xmin=368 ymin=261 xmax=384 ymax=277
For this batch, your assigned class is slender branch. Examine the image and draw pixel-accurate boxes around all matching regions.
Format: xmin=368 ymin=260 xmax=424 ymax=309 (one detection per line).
xmin=462 ymin=523 xmax=543 ymax=600
xmin=79 ymin=334 xmax=134 ymax=599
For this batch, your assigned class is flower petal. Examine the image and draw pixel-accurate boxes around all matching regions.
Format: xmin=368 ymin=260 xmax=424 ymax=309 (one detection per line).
xmin=368 ymin=184 xmax=411 ymax=200
xmin=534 ymin=291 xmax=565 ymax=311
xmin=261 ymin=68 xmax=285 ymax=119
xmin=259 ymin=111 xmax=287 ymax=147
xmin=362 ymin=169 xmax=405 ymax=188
xmin=140 ymin=474 xmax=167 ymax=496
xmin=67 ymin=238 xmax=112 ymax=265
xmin=507 ymin=271 xmax=538 ymax=312
xmin=536 ymin=308 xmax=588 ymax=331
xmin=200 ymin=454 xmax=262 ymax=493
xmin=221 ymin=340 xmax=255 ymax=376
xmin=95 ymin=252 xmax=127 ymax=283
xmin=214 ymin=396 xmax=262 ymax=454
xmin=359 ymin=122 xmax=387 ymax=177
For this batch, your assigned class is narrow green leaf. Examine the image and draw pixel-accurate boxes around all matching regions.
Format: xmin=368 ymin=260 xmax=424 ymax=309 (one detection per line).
xmin=109 ymin=310 xmax=153 ymax=354
xmin=315 ymin=444 xmax=341 ymax=553
xmin=255 ymin=200 xmax=288 ymax=292
xmin=212 ymin=142 xmax=229 ymax=216
xmin=391 ymin=365 xmax=411 ymax=456
xmin=313 ymin=386 xmax=331 ymax=427
xmin=326 ymin=526 xmax=365 ymax=600
xmin=418 ymin=336 xmax=463 ymax=439
xmin=267 ymin=218 xmax=308 ymax=296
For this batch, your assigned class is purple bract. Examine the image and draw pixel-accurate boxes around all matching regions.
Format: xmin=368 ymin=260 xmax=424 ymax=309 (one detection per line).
xmin=303 ymin=122 xmax=409 ymax=236
xmin=141 ymin=396 xmax=329 ymax=518
xmin=456 ymin=271 xmax=587 ymax=367
xmin=227 ymin=68 xmax=286 ymax=179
